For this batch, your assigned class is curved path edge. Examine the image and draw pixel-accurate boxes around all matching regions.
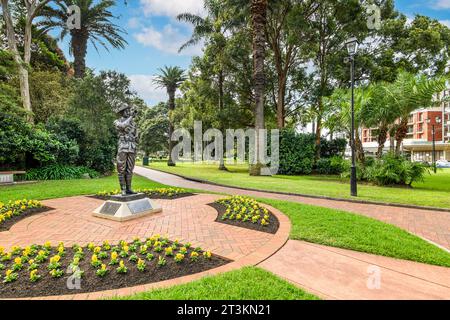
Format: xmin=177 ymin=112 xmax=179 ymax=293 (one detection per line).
xmin=146 ymin=166 xmax=450 ymax=213
xmin=4 ymin=203 xmax=290 ymax=300
xmin=135 ymin=166 xmax=450 ymax=251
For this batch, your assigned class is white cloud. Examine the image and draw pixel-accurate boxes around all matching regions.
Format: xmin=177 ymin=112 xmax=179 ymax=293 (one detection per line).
xmin=127 ymin=17 xmax=142 ymax=29
xmin=129 ymin=74 xmax=167 ymax=103
xmin=440 ymin=20 xmax=450 ymax=28
xmin=139 ymin=0 xmax=206 ymax=18
xmin=133 ymin=24 xmax=203 ymax=55
xmin=432 ymin=0 xmax=450 ymax=9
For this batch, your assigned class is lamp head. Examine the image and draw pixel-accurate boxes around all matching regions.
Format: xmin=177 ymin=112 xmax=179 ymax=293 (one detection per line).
xmin=345 ymin=37 xmax=359 ymax=56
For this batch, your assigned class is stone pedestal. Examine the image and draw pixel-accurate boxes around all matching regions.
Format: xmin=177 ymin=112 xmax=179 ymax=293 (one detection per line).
xmin=93 ymin=193 xmax=162 ymax=222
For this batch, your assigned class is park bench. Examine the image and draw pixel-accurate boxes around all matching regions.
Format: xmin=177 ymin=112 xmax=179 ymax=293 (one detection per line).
xmin=0 ymin=171 xmax=26 ymax=185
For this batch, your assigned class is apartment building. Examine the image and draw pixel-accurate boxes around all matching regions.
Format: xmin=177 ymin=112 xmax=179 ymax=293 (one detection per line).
xmin=361 ymin=88 xmax=450 ymax=162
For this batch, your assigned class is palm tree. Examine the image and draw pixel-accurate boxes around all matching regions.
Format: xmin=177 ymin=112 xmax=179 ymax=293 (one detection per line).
xmin=153 ymin=66 xmax=187 ymax=167
xmin=360 ymin=83 xmax=397 ymax=158
xmin=177 ymin=0 xmax=242 ymax=171
xmin=40 ymin=0 xmax=127 ymax=78
xmin=384 ymin=72 xmax=448 ymax=155
xmin=249 ymin=0 xmax=268 ymax=176
xmin=326 ymin=87 xmax=374 ymax=165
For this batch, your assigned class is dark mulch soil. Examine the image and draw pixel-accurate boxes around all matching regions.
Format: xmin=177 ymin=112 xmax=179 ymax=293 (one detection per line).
xmin=209 ymin=202 xmax=279 ymax=234
xmin=0 ymin=244 xmax=230 ymax=298
xmin=90 ymin=193 xmax=195 ymax=201
xmin=0 ymin=207 xmax=54 ymax=232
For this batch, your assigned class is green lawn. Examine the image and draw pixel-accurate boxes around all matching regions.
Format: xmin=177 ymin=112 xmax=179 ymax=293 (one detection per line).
xmin=2 ymin=173 xmax=449 ymax=267
xmin=0 ymin=174 xmax=166 ymax=203
xmin=260 ymin=199 xmax=450 ymax=267
xmin=116 ymin=267 xmax=319 ymax=300
xmin=146 ymin=162 xmax=450 ymax=209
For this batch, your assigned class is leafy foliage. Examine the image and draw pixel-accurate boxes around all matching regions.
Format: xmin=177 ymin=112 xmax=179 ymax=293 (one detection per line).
xmin=316 ymin=156 xmax=346 ymax=175
xmin=279 ymin=130 xmax=315 ymax=175
xmin=343 ymin=153 xmax=430 ymax=186
xmin=25 ymin=165 xmax=99 ymax=181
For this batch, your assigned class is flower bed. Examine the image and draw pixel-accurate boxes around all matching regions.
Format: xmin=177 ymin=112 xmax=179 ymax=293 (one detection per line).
xmin=210 ymin=196 xmax=279 ymax=234
xmin=0 ymin=236 xmax=229 ymax=298
xmin=94 ymin=188 xmax=193 ymax=200
xmin=0 ymin=200 xmax=51 ymax=232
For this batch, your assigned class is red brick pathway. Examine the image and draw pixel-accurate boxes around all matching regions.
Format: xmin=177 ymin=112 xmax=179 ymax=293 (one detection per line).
xmin=135 ymin=166 xmax=450 ymax=251
xmin=0 ymin=194 xmax=279 ymax=262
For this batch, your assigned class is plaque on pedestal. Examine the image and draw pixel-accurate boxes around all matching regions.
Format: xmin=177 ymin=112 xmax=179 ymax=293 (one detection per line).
xmin=93 ymin=193 xmax=162 ymax=222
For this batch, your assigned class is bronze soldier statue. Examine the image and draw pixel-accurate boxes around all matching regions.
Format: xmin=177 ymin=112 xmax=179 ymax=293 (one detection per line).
xmin=115 ymin=103 xmax=138 ymax=196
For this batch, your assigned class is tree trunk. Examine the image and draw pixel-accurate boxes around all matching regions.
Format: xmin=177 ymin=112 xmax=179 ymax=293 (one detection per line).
xmin=167 ymin=89 xmax=176 ymax=167
xmin=355 ymin=130 xmax=365 ymax=165
xmin=395 ymin=118 xmax=408 ymax=155
xmin=276 ymin=74 xmax=286 ymax=129
xmin=1 ymin=0 xmax=32 ymax=119
xmin=249 ymin=0 xmax=268 ymax=176
xmin=376 ymin=125 xmax=388 ymax=159
xmin=314 ymin=98 xmax=323 ymax=162
xmin=72 ymin=31 xmax=88 ymax=78
xmin=218 ymin=70 xmax=227 ymax=171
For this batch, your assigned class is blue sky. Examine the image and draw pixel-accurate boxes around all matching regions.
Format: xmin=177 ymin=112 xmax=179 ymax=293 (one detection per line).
xmin=55 ymin=0 xmax=450 ymax=105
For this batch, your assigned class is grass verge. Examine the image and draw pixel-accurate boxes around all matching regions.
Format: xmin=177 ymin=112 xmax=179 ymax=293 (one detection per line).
xmin=261 ymin=198 xmax=450 ymax=267
xmin=146 ymin=162 xmax=450 ymax=209
xmin=115 ymin=267 xmax=319 ymax=300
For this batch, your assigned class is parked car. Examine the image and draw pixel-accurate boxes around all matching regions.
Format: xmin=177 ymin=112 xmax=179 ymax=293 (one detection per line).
xmin=436 ymin=160 xmax=450 ymax=168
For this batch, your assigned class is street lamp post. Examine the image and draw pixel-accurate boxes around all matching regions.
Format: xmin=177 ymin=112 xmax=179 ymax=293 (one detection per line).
xmin=345 ymin=37 xmax=359 ymax=197
xmin=427 ymin=117 xmax=442 ymax=173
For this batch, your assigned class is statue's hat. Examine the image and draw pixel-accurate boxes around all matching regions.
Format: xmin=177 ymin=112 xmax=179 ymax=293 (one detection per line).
xmin=116 ymin=103 xmax=130 ymax=113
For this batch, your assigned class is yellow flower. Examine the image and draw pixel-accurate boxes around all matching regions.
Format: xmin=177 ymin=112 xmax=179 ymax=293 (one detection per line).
xmin=0 ymin=246 xmax=4 ymax=255
xmin=14 ymin=257 xmax=21 ymax=265
xmin=29 ymin=259 xmax=35 ymax=265
xmin=111 ymin=252 xmax=118 ymax=260
xmin=190 ymin=251 xmax=199 ymax=259
xmin=119 ymin=260 xmax=125 ymax=268
xmin=5 ymin=269 xmax=12 ymax=277
xmin=94 ymin=246 xmax=101 ymax=254
xmin=44 ymin=241 xmax=51 ymax=249
xmin=91 ymin=254 xmax=98 ymax=263
xmin=20 ymin=205 xmax=26 ymax=210
xmin=100 ymin=264 xmax=107 ymax=271
xmin=203 ymin=251 xmax=212 ymax=259
xmin=50 ymin=255 xmax=61 ymax=264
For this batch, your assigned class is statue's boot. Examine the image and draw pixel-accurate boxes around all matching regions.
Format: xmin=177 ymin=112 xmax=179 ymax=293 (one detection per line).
xmin=125 ymin=174 xmax=137 ymax=195
xmin=119 ymin=174 xmax=127 ymax=196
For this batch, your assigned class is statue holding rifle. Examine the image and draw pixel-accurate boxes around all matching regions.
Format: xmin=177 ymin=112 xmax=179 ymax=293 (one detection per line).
xmin=115 ymin=103 xmax=138 ymax=196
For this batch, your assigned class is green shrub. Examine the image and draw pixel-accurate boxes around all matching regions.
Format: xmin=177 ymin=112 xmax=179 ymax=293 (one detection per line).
xmin=279 ymin=130 xmax=315 ymax=175
xmin=344 ymin=153 xmax=429 ymax=186
xmin=320 ymin=138 xmax=347 ymax=158
xmin=316 ymin=156 xmax=346 ymax=175
xmin=25 ymin=165 xmax=99 ymax=181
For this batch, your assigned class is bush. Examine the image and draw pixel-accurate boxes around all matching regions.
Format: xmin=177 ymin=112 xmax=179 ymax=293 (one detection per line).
xmin=315 ymin=156 xmax=346 ymax=175
xmin=0 ymin=111 xmax=78 ymax=170
xmin=320 ymin=138 xmax=347 ymax=158
xmin=25 ymin=165 xmax=99 ymax=181
xmin=279 ymin=130 xmax=315 ymax=175
xmin=46 ymin=117 xmax=115 ymax=175
xmin=344 ymin=153 xmax=429 ymax=186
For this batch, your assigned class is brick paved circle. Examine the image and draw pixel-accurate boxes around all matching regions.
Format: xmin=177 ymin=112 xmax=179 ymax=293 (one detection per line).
xmin=0 ymin=194 xmax=290 ymax=300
